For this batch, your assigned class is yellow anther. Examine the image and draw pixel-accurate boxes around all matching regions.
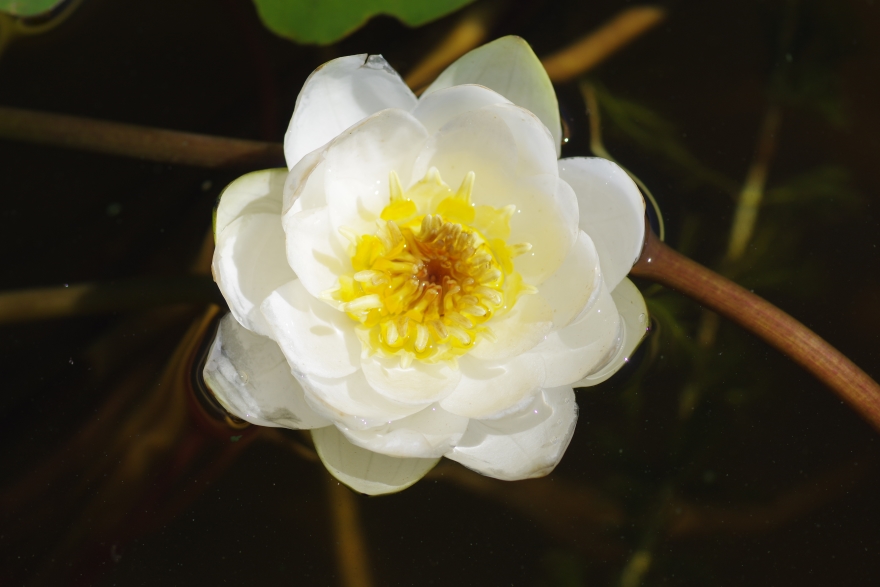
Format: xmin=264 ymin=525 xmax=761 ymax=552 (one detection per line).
xmin=414 ymin=323 xmax=429 ymax=352
xmin=354 ymin=270 xmax=379 ymax=283
xmin=385 ymin=320 xmax=400 ymax=345
xmin=447 ymin=312 xmax=473 ymax=329
xmin=343 ymin=294 xmax=382 ymax=313
xmin=509 ymin=242 xmax=533 ymax=257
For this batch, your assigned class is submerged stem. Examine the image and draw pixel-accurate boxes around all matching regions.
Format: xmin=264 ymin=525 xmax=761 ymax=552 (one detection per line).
xmin=0 ymin=106 xmax=284 ymax=168
xmin=630 ymin=227 xmax=880 ymax=433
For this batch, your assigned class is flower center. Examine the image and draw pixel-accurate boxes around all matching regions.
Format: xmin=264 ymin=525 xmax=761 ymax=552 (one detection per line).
xmin=331 ymin=168 xmax=532 ymax=365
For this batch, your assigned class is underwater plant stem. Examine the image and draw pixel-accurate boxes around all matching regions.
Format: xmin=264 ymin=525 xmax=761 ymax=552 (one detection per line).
xmin=0 ymin=106 xmax=284 ymax=168
xmin=0 ymin=277 xmax=221 ymax=324
xmin=726 ymin=104 xmax=781 ymax=261
xmin=630 ymin=227 xmax=880 ymax=433
xmin=404 ymin=0 xmax=501 ymax=91
xmin=325 ymin=474 xmax=375 ymax=587
xmin=542 ymin=6 xmax=666 ymax=82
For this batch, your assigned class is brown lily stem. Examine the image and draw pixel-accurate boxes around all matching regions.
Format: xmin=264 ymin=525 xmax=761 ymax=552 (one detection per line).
xmin=630 ymin=227 xmax=880 ymax=433
xmin=325 ymin=474 xmax=375 ymax=587
xmin=0 ymin=106 xmax=285 ymax=168
xmin=541 ymin=5 xmax=666 ymax=83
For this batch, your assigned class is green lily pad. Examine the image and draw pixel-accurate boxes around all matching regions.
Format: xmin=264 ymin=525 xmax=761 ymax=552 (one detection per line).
xmin=252 ymin=0 xmax=475 ymax=45
xmin=0 ymin=0 xmax=66 ymax=17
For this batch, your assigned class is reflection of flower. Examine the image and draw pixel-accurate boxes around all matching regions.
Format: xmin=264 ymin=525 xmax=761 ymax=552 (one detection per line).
xmin=205 ymin=36 xmax=648 ymax=495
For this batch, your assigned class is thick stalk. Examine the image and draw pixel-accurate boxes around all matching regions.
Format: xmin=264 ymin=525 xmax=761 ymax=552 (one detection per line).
xmin=0 ymin=106 xmax=285 ymax=168
xmin=630 ymin=227 xmax=880 ymax=432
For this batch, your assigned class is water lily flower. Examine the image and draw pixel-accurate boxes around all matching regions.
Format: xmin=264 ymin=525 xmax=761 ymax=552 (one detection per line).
xmin=204 ymin=36 xmax=648 ymax=495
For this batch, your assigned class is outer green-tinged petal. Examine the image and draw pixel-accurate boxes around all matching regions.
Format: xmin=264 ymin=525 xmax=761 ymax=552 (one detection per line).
xmin=313 ymin=425 xmax=439 ymax=495
xmin=361 ymin=354 xmax=461 ymax=406
xmin=260 ymin=280 xmax=361 ymax=379
xmin=440 ymin=353 xmax=545 ymax=419
xmin=214 ymin=168 xmax=286 ymax=237
xmin=558 ymin=157 xmax=646 ymax=291
xmin=204 ymin=314 xmax=330 ymax=429
xmin=529 ymin=281 xmax=622 ymax=388
xmin=446 ymin=385 xmax=577 ymax=480
xmin=575 ymin=278 xmax=649 ymax=387
xmin=338 ymin=405 xmax=469 ymax=459
xmin=535 ymin=230 xmax=603 ymax=330
xmin=213 ymin=212 xmax=294 ymax=338
xmin=425 ymin=36 xmax=562 ymax=156
xmin=284 ymin=54 xmax=417 ymax=169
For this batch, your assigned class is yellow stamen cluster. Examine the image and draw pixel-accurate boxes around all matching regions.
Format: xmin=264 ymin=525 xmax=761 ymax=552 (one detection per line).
xmin=331 ymin=168 xmax=533 ymax=365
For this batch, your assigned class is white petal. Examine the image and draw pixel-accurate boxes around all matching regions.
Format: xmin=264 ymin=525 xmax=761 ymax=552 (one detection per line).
xmin=558 ymin=157 xmax=646 ymax=291
xmin=214 ymin=168 xmax=286 ymax=237
xmin=282 ymin=206 xmax=352 ymax=299
xmin=338 ymin=404 xmax=469 ymax=459
xmin=282 ymin=146 xmax=326 ymax=216
xmin=439 ymin=352 xmax=545 ymax=419
xmin=412 ymin=84 xmax=511 ymax=137
xmin=536 ymin=230 xmax=603 ymax=330
xmin=203 ymin=313 xmax=330 ymax=429
xmin=213 ymin=212 xmax=295 ymax=337
xmin=446 ymin=385 xmax=577 ymax=480
xmin=260 ymin=280 xmax=360 ymax=379
xmin=511 ymin=175 xmax=579 ymax=285
xmin=412 ymin=109 xmax=577 ymax=283
xmin=312 ymin=425 xmax=438 ymax=495
xmin=323 ymin=108 xmax=428 ymax=237
xmin=361 ymin=354 xmax=461 ymax=406
xmin=284 ymin=54 xmax=417 ymax=169
xmin=469 ymin=293 xmax=553 ymax=362
xmin=411 ymin=103 xmax=558 ymax=184
xmin=425 ymin=36 xmax=562 ymax=156
xmin=576 ymin=278 xmax=649 ymax=387
xmin=486 ymin=103 xmax=559 ymax=179
xmin=529 ymin=280 xmax=622 ymax=388
xmin=299 ymin=369 xmax=425 ymax=431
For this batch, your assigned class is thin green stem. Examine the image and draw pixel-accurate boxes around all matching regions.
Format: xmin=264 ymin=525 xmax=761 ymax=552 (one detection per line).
xmin=630 ymin=226 xmax=880 ymax=433
xmin=0 ymin=106 xmax=285 ymax=168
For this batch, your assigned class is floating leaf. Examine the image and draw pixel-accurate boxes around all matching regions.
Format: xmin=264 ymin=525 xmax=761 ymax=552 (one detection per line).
xmin=0 ymin=0 xmax=67 ymax=17
xmin=252 ymin=0 xmax=476 ymax=45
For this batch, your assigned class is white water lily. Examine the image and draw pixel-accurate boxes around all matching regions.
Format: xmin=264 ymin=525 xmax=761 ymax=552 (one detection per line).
xmin=204 ymin=36 xmax=648 ymax=495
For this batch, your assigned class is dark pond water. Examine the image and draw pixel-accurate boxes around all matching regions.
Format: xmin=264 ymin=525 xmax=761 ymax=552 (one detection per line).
xmin=1 ymin=0 xmax=879 ymax=585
